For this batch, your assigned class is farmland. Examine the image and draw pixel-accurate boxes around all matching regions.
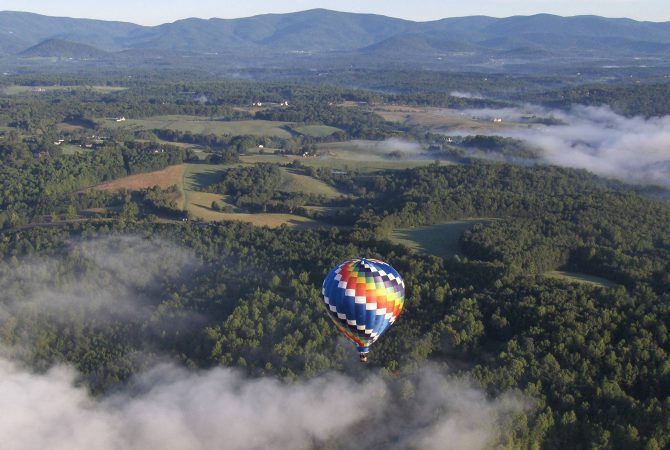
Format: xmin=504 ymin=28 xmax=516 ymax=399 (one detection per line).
xmin=186 ymin=205 xmax=319 ymax=228
xmin=278 ymin=168 xmax=343 ymax=198
xmin=93 ymin=164 xmax=186 ymax=208
xmin=182 ymin=163 xmax=229 ymax=192
xmin=93 ymin=164 xmax=186 ymax=193
xmin=373 ymin=105 xmax=512 ymax=132
xmin=99 ymin=115 xmax=293 ymax=138
xmin=291 ymin=124 xmax=343 ymax=137
xmin=2 ymin=61 xmax=670 ymax=450
xmin=241 ymin=154 xmax=442 ymax=171
xmin=93 ymin=162 xmax=334 ymax=228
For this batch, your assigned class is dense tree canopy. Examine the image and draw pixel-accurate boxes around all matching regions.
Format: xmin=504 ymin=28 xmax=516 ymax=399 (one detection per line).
xmin=1 ymin=74 xmax=669 ymax=449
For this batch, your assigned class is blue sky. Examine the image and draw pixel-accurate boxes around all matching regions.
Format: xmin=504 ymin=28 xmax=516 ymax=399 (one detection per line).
xmin=2 ymin=0 xmax=668 ymax=24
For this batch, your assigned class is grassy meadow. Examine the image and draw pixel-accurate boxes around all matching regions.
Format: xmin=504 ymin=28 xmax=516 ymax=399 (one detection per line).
xmin=93 ymin=162 xmax=332 ymax=228
xmin=99 ymin=116 xmax=293 ymax=138
xmin=278 ymin=168 xmax=343 ymax=198
xmin=390 ymin=219 xmax=496 ymax=258
xmin=291 ymin=124 xmax=343 ymax=137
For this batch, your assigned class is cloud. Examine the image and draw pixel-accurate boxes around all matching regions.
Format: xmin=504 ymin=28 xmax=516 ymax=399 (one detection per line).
xmin=449 ymin=105 xmax=670 ymax=188
xmin=450 ymin=91 xmax=483 ymax=99
xmin=0 ymin=357 xmax=524 ymax=450
xmin=0 ymin=235 xmax=527 ymax=449
xmin=0 ymin=235 xmax=201 ymax=326
xmin=0 ymin=357 xmax=380 ymax=450
xmin=348 ymin=139 xmax=424 ymax=158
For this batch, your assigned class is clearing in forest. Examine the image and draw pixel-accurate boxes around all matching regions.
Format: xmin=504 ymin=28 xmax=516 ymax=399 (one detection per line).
xmin=390 ymin=219 xmax=496 ymax=258
xmin=544 ymin=271 xmax=617 ymax=288
xmin=278 ymin=168 xmax=343 ymax=198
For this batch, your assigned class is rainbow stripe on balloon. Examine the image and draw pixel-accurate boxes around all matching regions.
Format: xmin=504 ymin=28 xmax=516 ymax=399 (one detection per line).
xmin=322 ymin=258 xmax=405 ymax=353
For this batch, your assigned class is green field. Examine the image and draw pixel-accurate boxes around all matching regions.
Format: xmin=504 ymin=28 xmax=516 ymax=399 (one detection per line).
xmin=241 ymin=154 xmax=445 ymax=172
xmin=182 ymin=163 xmax=228 ymax=191
xmin=99 ymin=116 xmax=293 ymax=138
xmin=544 ymin=271 xmax=617 ymax=288
xmin=390 ymin=219 xmax=495 ymax=258
xmin=60 ymin=145 xmax=88 ymax=155
xmin=292 ymin=124 xmax=343 ymax=137
xmin=278 ymin=168 xmax=343 ymax=198
xmin=1 ymin=85 xmax=126 ymax=95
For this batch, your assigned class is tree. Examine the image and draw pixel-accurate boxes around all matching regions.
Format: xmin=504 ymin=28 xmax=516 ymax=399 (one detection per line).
xmin=119 ymin=200 xmax=139 ymax=223
xmin=65 ymin=205 xmax=77 ymax=220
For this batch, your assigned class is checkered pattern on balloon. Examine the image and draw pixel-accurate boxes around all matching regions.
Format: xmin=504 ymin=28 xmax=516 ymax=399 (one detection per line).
xmin=322 ymin=258 xmax=405 ymax=355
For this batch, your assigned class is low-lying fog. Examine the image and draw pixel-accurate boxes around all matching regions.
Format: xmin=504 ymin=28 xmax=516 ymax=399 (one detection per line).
xmin=450 ymin=105 xmax=670 ymax=189
xmin=0 ymin=236 xmax=526 ymax=450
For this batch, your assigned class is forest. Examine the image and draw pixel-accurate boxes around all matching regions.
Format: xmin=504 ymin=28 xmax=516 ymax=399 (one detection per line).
xmin=0 ymin=73 xmax=669 ymax=449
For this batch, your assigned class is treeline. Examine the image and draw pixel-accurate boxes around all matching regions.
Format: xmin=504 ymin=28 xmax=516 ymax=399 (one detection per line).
xmin=122 ymin=141 xmax=194 ymax=174
xmin=535 ymin=82 xmax=670 ymax=117
xmin=256 ymin=105 xmax=394 ymax=140
xmin=206 ymin=163 xmax=283 ymax=211
xmin=300 ymin=69 xmax=558 ymax=104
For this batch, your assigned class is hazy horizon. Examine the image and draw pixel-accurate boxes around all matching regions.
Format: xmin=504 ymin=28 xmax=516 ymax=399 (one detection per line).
xmin=1 ymin=0 xmax=669 ymax=25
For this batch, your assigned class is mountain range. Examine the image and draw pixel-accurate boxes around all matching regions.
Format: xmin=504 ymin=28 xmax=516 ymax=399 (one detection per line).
xmin=1 ymin=9 xmax=670 ymax=68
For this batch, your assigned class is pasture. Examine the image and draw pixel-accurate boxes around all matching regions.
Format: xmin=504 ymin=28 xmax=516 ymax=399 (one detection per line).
xmin=187 ymin=206 xmax=320 ymax=229
xmin=390 ymin=219 xmax=495 ymax=258
xmin=60 ymin=145 xmax=88 ymax=155
xmin=93 ymin=164 xmax=186 ymax=207
xmin=186 ymin=191 xmax=236 ymax=212
xmin=182 ymin=163 xmax=228 ymax=192
xmin=94 ymin=164 xmax=186 ymax=193
xmin=373 ymin=105 xmax=511 ymax=132
xmin=278 ymin=168 xmax=343 ymax=198
xmin=90 ymin=161 xmax=342 ymax=228
xmin=291 ymin=124 xmax=343 ymax=137
xmin=241 ymin=151 xmax=446 ymax=172
xmin=99 ymin=116 xmax=293 ymax=138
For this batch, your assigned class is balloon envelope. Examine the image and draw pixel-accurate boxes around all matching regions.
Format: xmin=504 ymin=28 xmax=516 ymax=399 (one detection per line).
xmin=322 ymin=258 xmax=405 ymax=354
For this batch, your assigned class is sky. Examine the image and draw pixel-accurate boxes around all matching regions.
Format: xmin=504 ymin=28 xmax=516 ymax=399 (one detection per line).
xmin=1 ymin=0 xmax=669 ymax=25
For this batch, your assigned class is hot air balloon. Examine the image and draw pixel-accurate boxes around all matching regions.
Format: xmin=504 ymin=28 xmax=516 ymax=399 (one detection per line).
xmin=322 ymin=258 xmax=405 ymax=363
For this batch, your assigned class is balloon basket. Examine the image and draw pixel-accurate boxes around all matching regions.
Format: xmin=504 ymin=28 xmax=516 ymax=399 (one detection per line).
xmin=359 ymin=352 xmax=369 ymax=363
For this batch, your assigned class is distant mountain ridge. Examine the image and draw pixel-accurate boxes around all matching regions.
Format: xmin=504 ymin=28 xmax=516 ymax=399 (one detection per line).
xmin=1 ymin=9 xmax=670 ymax=61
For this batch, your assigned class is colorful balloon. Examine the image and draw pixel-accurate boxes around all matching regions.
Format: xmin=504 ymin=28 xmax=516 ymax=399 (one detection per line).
xmin=322 ymin=258 xmax=405 ymax=362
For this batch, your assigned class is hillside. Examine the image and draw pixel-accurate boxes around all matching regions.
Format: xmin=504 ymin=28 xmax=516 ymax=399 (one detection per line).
xmin=19 ymin=38 xmax=107 ymax=58
xmin=0 ymin=11 xmax=143 ymax=51
xmin=1 ymin=10 xmax=670 ymax=61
